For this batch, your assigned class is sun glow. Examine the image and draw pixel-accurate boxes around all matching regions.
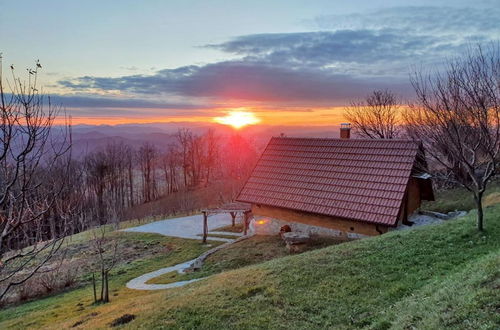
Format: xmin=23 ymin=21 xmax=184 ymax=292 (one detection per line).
xmin=214 ymin=111 xmax=261 ymax=129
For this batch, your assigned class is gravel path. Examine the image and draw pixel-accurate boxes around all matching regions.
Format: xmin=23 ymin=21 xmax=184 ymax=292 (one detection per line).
xmin=126 ymin=258 xmax=204 ymax=290
xmin=396 ymin=211 xmax=466 ymax=230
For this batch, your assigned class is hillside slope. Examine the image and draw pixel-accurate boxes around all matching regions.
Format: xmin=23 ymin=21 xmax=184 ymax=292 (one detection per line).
xmin=0 ymin=202 xmax=498 ymax=329
xmin=130 ymin=206 xmax=500 ymax=329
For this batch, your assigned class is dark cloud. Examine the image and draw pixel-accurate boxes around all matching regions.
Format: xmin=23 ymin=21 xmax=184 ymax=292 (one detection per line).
xmin=207 ymin=29 xmax=454 ymax=68
xmin=59 ymin=61 xmax=412 ymax=105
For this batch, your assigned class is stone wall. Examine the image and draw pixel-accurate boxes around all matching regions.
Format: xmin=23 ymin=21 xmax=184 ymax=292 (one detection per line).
xmin=252 ymin=204 xmax=388 ymax=237
xmin=250 ymin=215 xmax=368 ymax=239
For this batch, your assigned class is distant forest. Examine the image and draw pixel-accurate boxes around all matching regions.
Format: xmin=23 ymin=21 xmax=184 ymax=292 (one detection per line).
xmin=6 ymin=126 xmax=260 ymax=252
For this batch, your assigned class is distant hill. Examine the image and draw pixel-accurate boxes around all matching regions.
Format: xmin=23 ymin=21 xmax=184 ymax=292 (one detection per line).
xmin=70 ymin=122 xmax=343 ymax=157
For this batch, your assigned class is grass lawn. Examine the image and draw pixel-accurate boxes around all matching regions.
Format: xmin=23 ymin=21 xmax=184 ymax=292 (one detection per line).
xmin=423 ymin=179 xmax=500 ymax=213
xmin=146 ymin=235 xmax=347 ymax=285
xmin=1 ymin=189 xmax=499 ymax=329
xmin=198 ymin=233 xmax=241 ymax=240
xmin=0 ymin=233 xmax=222 ymax=329
xmin=130 ymin=203 xmax=500 ymax=329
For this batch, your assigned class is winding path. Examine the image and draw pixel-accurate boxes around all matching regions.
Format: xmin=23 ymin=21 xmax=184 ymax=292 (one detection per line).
xmin=126 ymin=258 xmax=202 ymax=290
xmin=124 ymin=213 xmax=247 ymax=291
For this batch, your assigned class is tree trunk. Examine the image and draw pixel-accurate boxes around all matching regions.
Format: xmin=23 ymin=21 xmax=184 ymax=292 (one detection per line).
xmin=202 ymin=211 xmax=208 ymax=243
xmin=475 ymin=192 xmax=484 ymax=231
xmin=104 ymin=271 xmax=109 ymax=303
xmin=230 ymin=212 xmax=236 ymax=227
xmin=100 ymin=269 xmax=105 ymax=301
xmin=128 ymin=164 xmax=134 ymax=207
xmin=92 ymin=273 xmax=97 ymax=303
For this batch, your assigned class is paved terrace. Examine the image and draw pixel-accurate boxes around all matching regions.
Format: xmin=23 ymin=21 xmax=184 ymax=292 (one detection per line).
xmin=122 ymin=213 xmax=242 ymax=242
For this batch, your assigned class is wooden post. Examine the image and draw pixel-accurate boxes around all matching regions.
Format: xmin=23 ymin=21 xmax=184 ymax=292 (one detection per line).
xmin=202 ymin=211 xmax=208 ymax=243
xmin=230 ymin=212 xmax=236 ymax=227
xmin=243 ymin=211 xmax=249 ymax=235
xmin=92 ymin=273 xmax=97 ymax=303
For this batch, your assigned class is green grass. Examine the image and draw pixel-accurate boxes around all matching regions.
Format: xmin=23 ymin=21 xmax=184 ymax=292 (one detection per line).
xmin=389 ymin=251 xmax=500 ymax=329
xmin=1 ymin=189 xmax=499 ymax=329
xmin=129 ymin=203 xmax=500 ymax=329
xmin=0 ymin=234 xmax=222 ymax=329
xmin=423 ymin=179 xmax=500 ymax=213
xmin=146 ymin=235 xmax=346 ymax=285
xmin=198 ymin=233 xmax=240 ymax=240
xmin=145 ymin=236 xmax=291 ymax=285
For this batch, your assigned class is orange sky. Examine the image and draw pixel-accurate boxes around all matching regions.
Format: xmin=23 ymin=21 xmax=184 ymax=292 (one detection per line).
xmin=61 ymin=106 xmax=347 ymax=127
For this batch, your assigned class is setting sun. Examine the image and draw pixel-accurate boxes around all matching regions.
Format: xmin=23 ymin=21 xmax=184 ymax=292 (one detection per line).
xmin=214 ymin=111 xmax=261 ymax=129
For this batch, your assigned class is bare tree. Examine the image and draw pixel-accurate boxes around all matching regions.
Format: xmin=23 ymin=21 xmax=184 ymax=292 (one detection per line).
xmin=90 ymin=207 xmax=118 ymax=304
xmin=345 ymin=89 xmax=400 ymax=139
xmin=404 ymin=45 xmax=500 ymax=231
xmin=203 ymin=128 xmax=220 ymax=186
xmin=161 ymin=144 xmax=180 ymax=194
xmin=137 ymin=142 xmax=158 ymax=203
xmin=124 ymin=144 xmax=135 ymax=207
xmin=177 ymin=128 xmax=192 ymax=188
xmin=84 ymin=150 xmax=109 ymax=224
xmin=0 ymin=57 xmax=73 ymax=299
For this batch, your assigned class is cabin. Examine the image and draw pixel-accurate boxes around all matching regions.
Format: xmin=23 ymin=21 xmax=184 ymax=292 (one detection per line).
xmin=236 ymin=127 xmax=434 ymax=238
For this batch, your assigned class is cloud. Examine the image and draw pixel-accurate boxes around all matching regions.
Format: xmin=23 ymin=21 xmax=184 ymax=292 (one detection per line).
xmin=311 ymin=6 xmax=500 ymax=36
xmin=47 ymin=94 xmax=210 ymax=109
xmin=58 ymin=4 xmax=499 ymax=107
xmin=206 ymin=29 xmax=459 ymax=73
xmin=59 ymin=61 xmax=412 ymax=106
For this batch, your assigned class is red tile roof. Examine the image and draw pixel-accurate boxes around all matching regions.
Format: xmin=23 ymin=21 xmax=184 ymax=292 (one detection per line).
xmin=237 ymin=137 xmax=421 ymax=226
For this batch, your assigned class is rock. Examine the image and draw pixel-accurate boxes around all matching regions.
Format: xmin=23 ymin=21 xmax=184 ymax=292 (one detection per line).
xmin=447 ymin=211 xmax=467 ymax=219
xmin=281 ymin=232 xmax=310 ymax=245
xmin=279 ymin=225 xmax=292 ymax=236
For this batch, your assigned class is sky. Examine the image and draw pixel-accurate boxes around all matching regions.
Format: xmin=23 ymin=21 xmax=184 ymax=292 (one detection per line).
xmin=1 ymin=0 xmax=499 ymax=126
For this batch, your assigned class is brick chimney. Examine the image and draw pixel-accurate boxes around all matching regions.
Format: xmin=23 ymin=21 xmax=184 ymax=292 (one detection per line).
xmin=340 ymin=123 xmax=351 ymax=139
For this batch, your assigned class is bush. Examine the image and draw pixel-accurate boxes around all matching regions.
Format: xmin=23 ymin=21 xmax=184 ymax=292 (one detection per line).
xmin=4 ymin=260 xmax=80 ymax=304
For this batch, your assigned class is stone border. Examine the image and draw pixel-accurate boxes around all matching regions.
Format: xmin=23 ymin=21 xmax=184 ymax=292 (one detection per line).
xmin=188 ymin=234 xmax=254 ymax=271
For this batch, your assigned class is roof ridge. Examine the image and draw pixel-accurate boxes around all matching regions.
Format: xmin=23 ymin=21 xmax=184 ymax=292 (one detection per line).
xmin=271 ymin=136 xmax=418 ymax=143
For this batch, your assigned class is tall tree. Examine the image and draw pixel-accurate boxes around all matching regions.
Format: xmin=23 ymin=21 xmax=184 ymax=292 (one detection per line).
xmin=137 ymin=142 xmax=158 ymax=203
xmin=176 ymin=128 xmax=192 ymax=188
xmin=161 ymin=145 xmax=179 ymax=194
xmin=345 ymin=89 xmax=399 ymax=139
xmin=203 ymin=128 xmax=220 ymax=186
xmin=404 ymin=45 xmax=500 ymax=231
xmin=0 ymin=58 xmax=73 ymax=299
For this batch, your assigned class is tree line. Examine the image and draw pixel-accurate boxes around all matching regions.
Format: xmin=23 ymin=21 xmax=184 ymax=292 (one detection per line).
xmin=0 ymin=57 xmax=258 ymax=300
xmin=78 ymin=128 xmax=257 ymax=229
